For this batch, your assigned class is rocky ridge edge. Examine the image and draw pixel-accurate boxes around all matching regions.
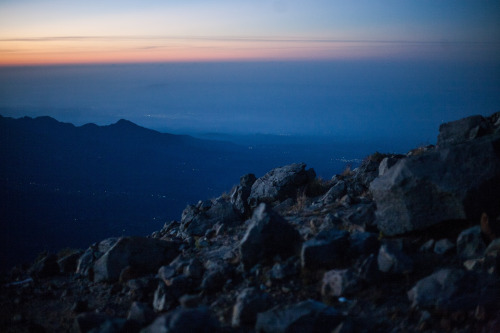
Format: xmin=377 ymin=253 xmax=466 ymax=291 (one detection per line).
xmin=1 ymin=112 xmax=500 ymax=332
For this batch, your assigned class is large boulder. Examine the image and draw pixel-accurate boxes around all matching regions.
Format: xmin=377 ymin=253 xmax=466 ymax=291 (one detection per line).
xmin=76 ymin=238 xmax=118 ymax=277
xmin=370 ymin=114 xmax=500 ymax=236
xmin=230 ymin=173 xmax=257 ymax=216
xmin=239 ymin=203 xmax=302 ymax=271
xmin=406 ymin=268 xmax=497 ymax=312
xmin=248 ymin=163 xmax=316 ymax=208
xmin=255 ymin=300 xmax=343 ymax=333
xmin=93 ymin=237 xmax=180 ymax=282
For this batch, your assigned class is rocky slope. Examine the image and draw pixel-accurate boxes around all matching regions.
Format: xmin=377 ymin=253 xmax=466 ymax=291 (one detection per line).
xmin=1 ymin=112 xmax=500 ymax=332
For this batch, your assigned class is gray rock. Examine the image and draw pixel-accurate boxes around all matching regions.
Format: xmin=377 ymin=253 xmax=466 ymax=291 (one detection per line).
xmin=127 ymin=302 xmax=156 ymax=326
xmin=352 ymin=154 xmax=386 ymax=189
xmin=370 ymin=126 xmax=500 ymax=236
xmin=153 ymin=282 xmax=175 ymax=312
xmin=93 ymin=237 xmax=180 ymax=283
xmin=255 ymin=299 xmax=343 ymax=333
xmin=320 ymin=180 xmax=346 ymax=205
xmin=437 ymin=115 xmax=491 ymax=148
xmin=377 ymin=240 xmax=413 ymax=274
xmin=457 ymin=226 xmax=486 ymax=260
xmin=343 ymin=203 xmax=376 ymax=230
xmin=76 ymin=238 xmax=119 ymax=277
xmin=407 ymin=269 xmax=466 ymax=309
xmin=433 ymin=239 xmax=455 ymax=255
xmin=230 ymin=173 xmax=257 ymax=216
xmin=141 ymin=307 xmax=219 ymax=333
xmin=232 ymin=288 xmax=272 ymax=327
xmin=321 ymin=269 xmax=360 ymax=298
xmin=301 ymin=229 xmax=349 ymax=270
xmin=248 ymin=163 xmax=316 ymax=208
xmin=180 ymin=197 xmax=242 ymax=237
xmin=378 ymin=156 xmax=401 ymax=176
xmin=239 ymin=203 xmax=302 ymax=271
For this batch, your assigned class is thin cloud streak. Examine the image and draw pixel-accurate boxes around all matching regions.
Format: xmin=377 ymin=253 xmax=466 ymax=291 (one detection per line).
xmin=1 ymin=35 xmax=496 ymax=45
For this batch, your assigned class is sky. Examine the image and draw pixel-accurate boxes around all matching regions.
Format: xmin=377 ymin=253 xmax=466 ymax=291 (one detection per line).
xmin=0 ymin=1 xmax=499 ymax=149
xmin=1 ymin=0 xmax=499 ymax=64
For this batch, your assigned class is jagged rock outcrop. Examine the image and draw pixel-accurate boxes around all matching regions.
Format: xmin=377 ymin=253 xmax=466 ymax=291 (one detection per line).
xmin=230 ymin=174 xmax=257 ymax=216
xmin=180 ymin=196 xmax=242 ymax=237
xmin=248 ymin=163 xmax=316 ymax=208
xmin=371 ymin=112 xmax=500 ymax=236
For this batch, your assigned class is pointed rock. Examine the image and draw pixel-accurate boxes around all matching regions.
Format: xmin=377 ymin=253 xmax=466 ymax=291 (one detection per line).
xmin=239 ymin=203 xmax=302 ymax=271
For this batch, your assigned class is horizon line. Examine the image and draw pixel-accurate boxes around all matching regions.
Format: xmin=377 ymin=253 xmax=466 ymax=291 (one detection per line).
xmin=2 ymin=35 xmax=497 ymax=45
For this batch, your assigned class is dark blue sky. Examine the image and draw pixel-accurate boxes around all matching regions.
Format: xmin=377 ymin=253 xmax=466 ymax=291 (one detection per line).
xmin=1 ymin=60 xmax=499 ymax=151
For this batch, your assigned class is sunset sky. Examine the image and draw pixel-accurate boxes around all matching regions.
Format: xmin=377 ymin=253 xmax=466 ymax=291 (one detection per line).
xmin=1 ymin=0 xmax=499 ymax=65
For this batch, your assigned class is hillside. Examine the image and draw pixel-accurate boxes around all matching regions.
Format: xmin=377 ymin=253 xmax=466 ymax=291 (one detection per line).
xmin=0 ymin=115 xmax=249 ymax=270
xmin=1 ymin=112 xmax=499 ymax=332
xmin=0 ymin=115 xmax=361 ymax=270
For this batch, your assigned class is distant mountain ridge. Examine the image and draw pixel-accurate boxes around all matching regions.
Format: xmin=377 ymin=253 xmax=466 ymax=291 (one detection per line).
xmin=0 ymin=115 xmax=247 ymax=270
xmin=0 ymin=114 xmax=363 ymax=270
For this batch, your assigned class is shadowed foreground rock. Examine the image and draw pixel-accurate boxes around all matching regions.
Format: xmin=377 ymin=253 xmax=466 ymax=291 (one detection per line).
xmin=93 ymin=237 xmax=180 ymax=282
xmin=371 ymin=113 xmax=500 ymax=236
xmin=1 ymin=112 xmax=500 ymax=333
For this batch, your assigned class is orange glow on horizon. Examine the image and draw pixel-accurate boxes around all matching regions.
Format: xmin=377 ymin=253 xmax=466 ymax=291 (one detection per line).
xmin=0 ymin=38 xmax=374 ymax=65
xmin=0 ymin=36 xmax=489 ymax=66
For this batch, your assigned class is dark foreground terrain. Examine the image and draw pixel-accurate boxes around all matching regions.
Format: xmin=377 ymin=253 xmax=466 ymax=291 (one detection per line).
xmin=1 ymin=112 xmax=500 ymax=332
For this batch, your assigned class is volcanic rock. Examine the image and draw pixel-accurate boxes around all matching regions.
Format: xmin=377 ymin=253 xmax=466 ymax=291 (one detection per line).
xmin=93 ymin=237 xmax=180 ymax=283
xmin=248 ymin=163 xmax=316 ymax=208
xmin=239 ymin=203 xmax=302 ymax=271
xmin=371 ymin=114 xmax=500 ymax=236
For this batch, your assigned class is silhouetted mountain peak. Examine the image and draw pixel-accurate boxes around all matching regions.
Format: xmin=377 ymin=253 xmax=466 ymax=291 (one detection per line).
xmin=114 ymin=119 xmax=137 ymax=127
